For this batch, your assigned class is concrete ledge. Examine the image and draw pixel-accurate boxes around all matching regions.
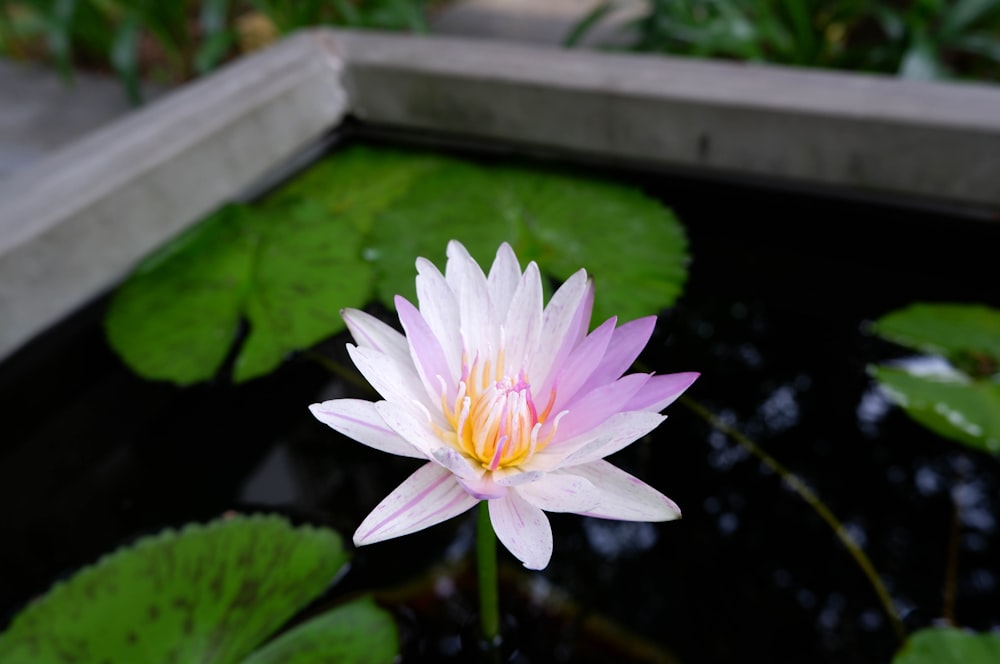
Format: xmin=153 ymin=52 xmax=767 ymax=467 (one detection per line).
xmin=335 ymin=30 xmax=1000 ymax=211
xmin=3 ymin=27 xmax=1000 ymax=362
xmin=0 ymin=30 xmax=346 ymax=361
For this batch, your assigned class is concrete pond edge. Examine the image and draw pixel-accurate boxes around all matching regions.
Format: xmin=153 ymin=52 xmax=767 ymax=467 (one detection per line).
xmin=2 ymin=27 xmax=999 ymax=362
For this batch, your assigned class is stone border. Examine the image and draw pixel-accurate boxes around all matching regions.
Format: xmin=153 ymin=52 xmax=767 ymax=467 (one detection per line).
xmin=0 ymin=31 xmax=346 ymax=361
xmin=3 ymin=27 xmax=1000 ymax=361
xmin=336 ymin=30 xmax=1000 ymax=211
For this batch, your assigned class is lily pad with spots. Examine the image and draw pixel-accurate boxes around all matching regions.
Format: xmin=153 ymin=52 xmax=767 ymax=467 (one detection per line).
xmin=0 ymin=514 xmax=357 ymax=664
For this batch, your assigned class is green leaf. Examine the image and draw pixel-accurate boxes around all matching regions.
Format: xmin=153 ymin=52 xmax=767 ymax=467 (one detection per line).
xmin=0 ymin=514 xmax=349 ymax=664
xmin=241 ymin=596 xmax=398 ymax=664
xmin=107 ymin=146 xmax=687 ymax=385
xmin=105 ymin=204 xmax=258 ymax=386
xmin=894 ymin=627 xmax=1000 ymax=664
xmin=234 ymin=199 xmax=373 ymax=382
xmin=110 ymin=12 xmax=143 ymax=105
xmin=503 ymin=167 xmax=689 ymax=324
xmin=372 ymin=160 xmax=689 ymax=325
xmin=106 ymin=147 xmax=440 ymax=385
xmin=871 ymin=303 xmax=1000 ymax=376
xmin=899 ymin=30 xmax=947 ymax=79
xmin=871 ymin=365 xmax=1000 ymax=454
xmin=370 ymin=160 xmax=522 ymax=307
xmin=264 ymin=145 xmax=445 ymax=236
xmin=564 ymin=1 xmax=618 ymax=47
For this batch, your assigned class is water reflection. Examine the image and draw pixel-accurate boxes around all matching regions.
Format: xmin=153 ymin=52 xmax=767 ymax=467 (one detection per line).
xmin=581 ymin=520 xmax=658 ymax=559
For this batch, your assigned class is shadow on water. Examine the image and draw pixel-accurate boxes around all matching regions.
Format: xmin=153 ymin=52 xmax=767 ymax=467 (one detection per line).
xmin=1 ymin=132 xmax=998 ymax=663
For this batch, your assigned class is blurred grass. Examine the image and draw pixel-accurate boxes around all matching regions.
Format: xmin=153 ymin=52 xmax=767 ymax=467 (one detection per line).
xmin=568 ymin=0 xmax=1000 ymax=83
xmin=0 ymin=0 xmax=432 ymax=102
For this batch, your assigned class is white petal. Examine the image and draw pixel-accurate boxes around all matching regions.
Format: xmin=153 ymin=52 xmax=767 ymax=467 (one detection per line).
xmin=447 ymin=241 xmax=497 ymax=360
xmin=457 ymin=474 xmax=508 ymax=500
xmin=346 ymin=345 xmax=433 ymax=416
xmin=432 ymin=446 xmax=487 ymax=482
xmin=563 ymin=460 xmax=681 ymax=521
xmin=493 ymin=468 xmax=544 ymax=486
xmin=489 ymin=492 xmax=553 ymax=570
xmin=515 ymin=473 xmax=600 ymax=513
xmin=354 ymin=462 xmax=478 ymax=545
xmin=308 ymin=398 xmax=425 ymax=459
xmin=415 ymin=257 xmax=462 ymax=378
xmin=502 ymin=261 xmax=544 ymax=373
xmin=343 ymin=309 xmax=409 ymax=365
xmin=487 ymin=242 xmax=522 ymax=320
xmin=374 ymin=400 xmax=453 ymax=463
xmin=531 ymin=411 xmax=666 ymax=470
xmin=532 ymin=271 xmax=591 ymax=393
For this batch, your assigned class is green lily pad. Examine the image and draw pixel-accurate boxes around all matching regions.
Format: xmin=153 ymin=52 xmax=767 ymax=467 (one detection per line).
xmin=371 ymin=161 xmax=689 ymax=325
xmin=894 ymin=627 xmax=1000 ymax=663
xmin=234 ymin=198 xmax=372 ymax=382
xmin=870 ymin=303 xmax=1000 ymax=453
xmin=241 ymin=596 xmax=398 ymax=664
xmin=370 ymin=160 xmax=522 ymax=306
xmin=871 ymin=365 xmax=1000 ymax=454
xmin=505 ymin=167 xmax=689 ymax=324
xmin=105 ymin=204 xmax=258 ymax=385
xmin=871 ymin=303 xmax=1000 ymax=378
xmin=105 ymin=147 xmax=440 ymax=385
xmin=264 ymin=145 xmax=445 ymax=236
xmin=0 ymin=514 xmax=349 ymax=664
xmin=107 ymin=145 xmax=688 ymax=384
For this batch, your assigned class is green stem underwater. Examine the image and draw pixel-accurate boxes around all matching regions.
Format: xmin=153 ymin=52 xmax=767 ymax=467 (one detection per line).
xmin=680 ymin=396 xmax=907 ymax=644
xmin=477 ymin=500 xmax=501 ymax=648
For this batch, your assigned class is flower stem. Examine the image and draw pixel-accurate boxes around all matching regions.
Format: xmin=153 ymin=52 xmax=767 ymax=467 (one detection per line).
xmin=477 ymin=500 xmax=501 ymax=648
xmin=680 ymin=395 xmax=907 ymax=644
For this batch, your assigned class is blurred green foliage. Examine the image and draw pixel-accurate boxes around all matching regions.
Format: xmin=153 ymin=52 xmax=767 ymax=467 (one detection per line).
xmin=568 ymin=0 xmax=1000 ymax=82
xmin=0 ymin=0 xmax=429 ymax=102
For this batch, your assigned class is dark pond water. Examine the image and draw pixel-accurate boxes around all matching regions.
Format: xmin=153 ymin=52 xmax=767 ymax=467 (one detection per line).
xmin=2 ymin=131 xmax=999 ymax=663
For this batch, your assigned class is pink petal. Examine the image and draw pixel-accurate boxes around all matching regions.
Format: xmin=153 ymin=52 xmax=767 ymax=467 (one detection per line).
xmin=501 ymin=261 xmax=544 ymax=373
xmin=530 ymin=270 xmax=590 ymax=391
xmin=624 ymin=372 xmax=700 ymax=413
xmin=549 ymin=372 xmax=651 ymax=443
xmin=308 ymin=398 xmax=425 ymax=459
xmin=487 ymin=242 xmax=522 ymax=320
xmin=415 ymin=257 xmax=462 ymax=378
xmin=489 ymin=491 xmax=553 ymax=570
xmin=550 ymin=316 xmax=617 ymax=412
xmin=581 ymin=316 xmax=657 ymax=390
xmin=514 ymin=473 xmax=600 ymax=513
xmin=354 ymin=462 xmax=478 ymax=545
xmin=532 ymin=411 xmax=666 ymax=470
xmin=563 ymin=460 xmax=681 ymax=521
xmin=343 ymin=308 xmax=410 ymax=365
xmin=396 ymin=295 xmax=456 ymax=401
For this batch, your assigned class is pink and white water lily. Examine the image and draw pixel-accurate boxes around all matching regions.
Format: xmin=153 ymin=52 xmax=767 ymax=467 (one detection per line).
xmin=310 ymin=241 xmax=698 ymax=570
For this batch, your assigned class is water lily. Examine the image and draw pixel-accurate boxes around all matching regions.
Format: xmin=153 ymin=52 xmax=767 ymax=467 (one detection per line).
xmin=310 ymin=241 xmax=698 ymax=570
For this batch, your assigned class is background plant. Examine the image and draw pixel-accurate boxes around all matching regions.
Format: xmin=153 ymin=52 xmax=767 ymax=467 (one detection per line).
xmin=569 ymin=0 xmax=1000 ymax=81
xmin=0 ymin=0 xmax=430 ymax=101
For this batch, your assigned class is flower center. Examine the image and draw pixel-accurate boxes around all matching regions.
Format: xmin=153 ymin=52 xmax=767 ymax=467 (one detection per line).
xmin=439 ymin=355 xmax=556 ymax=470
